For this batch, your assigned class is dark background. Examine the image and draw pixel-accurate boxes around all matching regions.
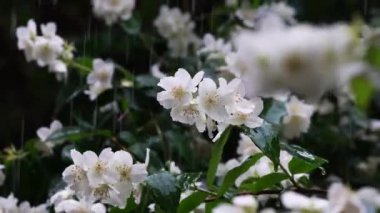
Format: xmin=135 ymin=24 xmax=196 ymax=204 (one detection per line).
xmin=0 ymin=0 xmax=379 ymax=147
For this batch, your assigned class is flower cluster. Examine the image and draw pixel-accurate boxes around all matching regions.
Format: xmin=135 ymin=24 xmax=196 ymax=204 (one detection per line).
xmin=58 ymin=148 xmax=149 ymax=210
xmin=154 ymin=6 xmax=199 ymax=57
xmin=197 ymin=33 xmax=232 ymax=59
xmin=0 ymin=194 xmax=48 ymax=213
xmin=85 ymin=59 xmax=114 ymax=101
xmin=91 ymin=0 xmax=135 ymax=25
xmin=225 ymin=24 xmax=363 ymax=99
xmin=36 ymin=120 xmax=63 ymax=156
xmin=16 ymin=19 xmax=74 ymax=81
xmin=157 ymin=68 xmax=263 ymax=141
xmin=282 ymin=183 xmax=380 ymax=212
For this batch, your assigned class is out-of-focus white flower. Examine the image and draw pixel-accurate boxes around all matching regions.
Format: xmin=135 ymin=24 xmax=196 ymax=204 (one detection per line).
xmin=328 ymin=183 xmax=366 ymax=213
xmin=236 ymin=133 xmax=261 ymax=160
xmin=0 ymin=194 xmax=48 ymax=213
xmin=85 ymin=59 xmax=114 ymax=101
xmin=235 ymin=156 xmax=274 ymax=186
xmin=281 ymin=191 xmax=328 ymax=213
xmin=357 ymin=187 xmax=380 ymax=210
xmin=225 ymin=0 xmax=238 ymax=7
xmin=0 ymin=194 xmax=19 ymax=212
xmin=154 ymin=6 xmax=199 ymax=57
xmin=55 ymin=198 xmax=106 ymax=213
xmin=168 ymin=161 xmax=181 ymax=174
xmin=282 ymin=96 xmax=315 ymax=139
xmin=36 ymin=120 xmax=63 ymax=155
xmin=0 ymin=164 xmax=5 ymax=186
xmin=157 ymin=68 xmax=204 ymax=109
xmin=150 ymin=64 xmax=167 ymax=79
xmin=213 ymin=195 xmax=258 ymax=213
xmin=236 ymin=2 xmax=295 ymax=30
xmin=227 ymin=24 xmax=362 ymax=99
xmin=216 ymin=158 xmax=240 ymax=178
xmin=16 ymin=19 xmax=37 ymax=61
xmin=92 ymin=0 xmax=135 ymax=25
xmin=198 ymin=34 xmax=232 ymax=58
xmin=19 ymin=201 xmax=49 ymax=213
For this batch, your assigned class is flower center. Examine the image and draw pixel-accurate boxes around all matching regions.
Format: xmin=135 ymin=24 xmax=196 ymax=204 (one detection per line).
xmin=93 ymin=184 xmax=111 ymax=199
xmin=117 ymin=165 xmax=131 ymax=182
xmin=94 ymin=161 xmax=106 ymax=174
xmin=171 ymin=86 xmax=186 ymax=100
xmin=205 ymin=94 xmax=219 ymax=109
xmin=97 ymin=70 xmax=110 ymax=83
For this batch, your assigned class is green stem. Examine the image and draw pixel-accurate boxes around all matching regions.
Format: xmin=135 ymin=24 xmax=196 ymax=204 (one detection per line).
xmin=67 ymin=60 xmax=92 ymax=74
xmin=279 ymin=163 xmax=300 ymax=188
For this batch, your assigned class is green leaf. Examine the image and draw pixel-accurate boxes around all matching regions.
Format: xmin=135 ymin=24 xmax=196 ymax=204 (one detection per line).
xmin=280 ymin=143 xmax=327 ymax=175
xmin=120 ymin=16 xmax=141 ymax=35
xmin=177 ymin=173 xmax=202 ymax=190
xmin=240 ymin=173 xmax=288 ymax=193
xmin=146 ymin=172 xmax=181 ymax=213
xmin=177 ymin=191 xmax=208 ymax=213
xmin=262 ymin=99 xmax=287 ymax=125
xmin=288 ymin=157 xmax=326 ymax=175
xmin=207 ymin=127 xmax=232 ymax=187
xmin=218 ymin=153 xmax=264 ymax=196
xmin=135 ymin=74 xmax=159 ymax=88
xmin=46 ymin=127 xmax=112 ymax=142
xmin=243 ymin=122 xmax=280 ymax=169
xmin=365 ymin=45 xmax=380 ymax=70
xmin=350 ymin=74 xmax=375 ymax=111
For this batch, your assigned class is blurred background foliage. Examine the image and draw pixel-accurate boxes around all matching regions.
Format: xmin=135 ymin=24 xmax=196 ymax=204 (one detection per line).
xmin=1 ymin=0 xmax=380 ymax=205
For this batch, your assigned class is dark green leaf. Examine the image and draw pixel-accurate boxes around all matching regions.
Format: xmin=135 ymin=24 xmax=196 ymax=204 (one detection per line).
xmin=218 ymin=153 xmax=264 ymax=196
xmin=240 ymin=173 xmax=288 ymax=193
xmin=262 ymin=99 xmax=287 ymax=125
xmin=288 ymin=156 xmax=326 ymax=174
xmin=177 ymin=191 xmax=208 ymax=213
xmin=177 ymin=173 xmax=202 ymax=190
xmin=281 ymin=143 xmax=327 ymax=175
xmin=46 ymin=127 xmax=112 ymax=142
xmin=207 ymin=127 xmax=231 ymax=187
xmin=136 ymin=74 xmax=159 ymax=88
xmin=146 ymin=172 xmax=181 ymax=213
xmin=243 ymin=122 xmax=280 ymax=169
xmin=350 ymin=74 xmax=375 ymax=111
xmin=120 ymin=16 xmax=141 ymax=35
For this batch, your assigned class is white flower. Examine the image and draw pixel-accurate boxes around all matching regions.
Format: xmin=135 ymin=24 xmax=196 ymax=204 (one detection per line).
xmin=357 ymin=187 xmax=380 ymax=210
xmin=198 ymin=78 xmax=235 ymax=122
xmin=281 ymin=191 xmax=328 ymax=213
xmin=157 ymin=68 xmax=204 ymax=109
xmin=50 ymin=188 xmax=75 ymax=207
xmin=55 ymin=198 xmax=106 ymax=213
xmin=85 ymin=59 xmax=114 ymax=101
xmin=83 ymin=148 xmax=116 ymax=187
xmin=150 ymin=64 xmax=167 ymax=79
xmin=236 ymin=133 xmax=261 ymax=160
xmin=213 ymin=195 xmax=258 ymax=213
xmin=198 ymin=34 xmax=232 ymax=58
xmin=227 ymin=24 xmax=362 ymax=99
xmin=62 ymin=150 xmax=91 ymax=195
xmin=168 ymin=161 xmax=181 ymax=174
xmin=16 ymin=19 xmax=37 ymax=61
xmin=154 ymin=6 xmax=199 ymax=57
xmin=216 ymin=159 xmax=240 ymax=178
xmin=328 ymin=183 xmax=366 ymax=213
xmin=0 ymin=164 xmax=5 ymax=186
xmin=282 ymin=96 xmax=315 ymax=139
xmin=92 ymin=0 xmax=135 ymax=25
xmin=36 ymin=120 xmax=63 ymax=155
xmin=170 ymin=99 xmax=207 ymax=132
xmin=0 ymin=194 xmax=19 ymax=212
xmin=19 ymin=201 xmax=49 ymax=213
xmin=109 ymin=150 xmax=148 ymax=184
